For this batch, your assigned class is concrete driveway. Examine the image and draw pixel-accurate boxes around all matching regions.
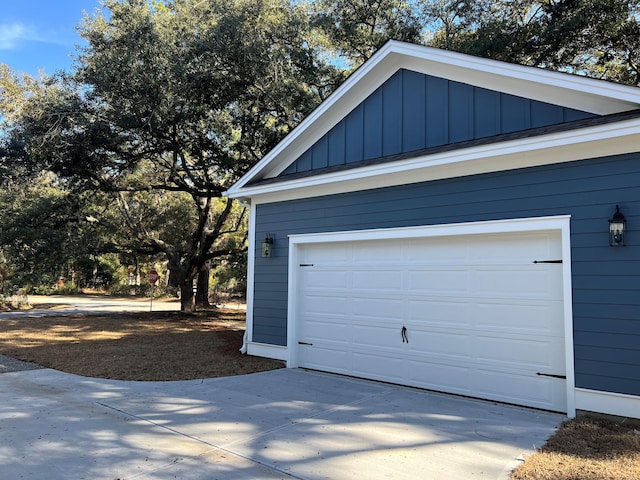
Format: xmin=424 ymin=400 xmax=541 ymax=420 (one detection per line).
xmin=0 ymin=367 xmax=563 ymax=479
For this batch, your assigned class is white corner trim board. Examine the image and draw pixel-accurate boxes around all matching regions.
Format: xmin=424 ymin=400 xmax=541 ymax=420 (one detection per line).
xmin=286 ymin=215 xmax=576 ymax=416
xmin=240 ymin=202 xmax=257 ymax=355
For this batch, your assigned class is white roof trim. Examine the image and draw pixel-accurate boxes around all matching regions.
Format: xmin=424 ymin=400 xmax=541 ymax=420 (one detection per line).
xmin=227 ymin=41 xmax=640 ymax=197
xmin=228 ymin=116 xmax=640 ymax=204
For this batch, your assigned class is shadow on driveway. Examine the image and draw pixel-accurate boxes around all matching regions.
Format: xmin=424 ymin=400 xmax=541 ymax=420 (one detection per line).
xmin=0 ymin=368 xmax=563 ymax=479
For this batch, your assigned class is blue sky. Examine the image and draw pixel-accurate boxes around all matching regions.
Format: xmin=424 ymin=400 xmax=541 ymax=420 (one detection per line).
xmin=0 ymin=0 xmax=103 ymax=76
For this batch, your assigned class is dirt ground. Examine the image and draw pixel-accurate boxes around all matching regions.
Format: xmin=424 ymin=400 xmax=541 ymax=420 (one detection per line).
xmin=0 ymin=309 xmax=638 ymax=479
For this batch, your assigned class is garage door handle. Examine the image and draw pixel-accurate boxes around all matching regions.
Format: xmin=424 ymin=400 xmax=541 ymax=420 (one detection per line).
xmin=401 ymin=326 xmax=408 ymax=343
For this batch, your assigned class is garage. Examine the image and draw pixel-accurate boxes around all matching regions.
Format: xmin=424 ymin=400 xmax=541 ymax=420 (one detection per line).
xmin=229 ymin=41 xmax=640 ymax=419
xmin=293 ymin=228 xmax=567 ymax=412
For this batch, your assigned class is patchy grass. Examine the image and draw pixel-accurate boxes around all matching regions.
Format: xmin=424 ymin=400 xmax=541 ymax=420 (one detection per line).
xmin=0 ymin=309 xmax=284 ymax=380
xmin=511 ymin=415 xmax=640 ymax=480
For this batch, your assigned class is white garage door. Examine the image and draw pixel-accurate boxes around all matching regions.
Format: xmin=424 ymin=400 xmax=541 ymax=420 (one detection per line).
xmin=295 ymin=230 xmax=567 ymax=412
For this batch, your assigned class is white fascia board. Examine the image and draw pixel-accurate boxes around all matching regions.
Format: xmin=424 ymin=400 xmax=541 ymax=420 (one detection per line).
xmin=228 ymin=118 xmax=640 ymax=204
xmin=226 ymin=41 xmax=640 ymax=196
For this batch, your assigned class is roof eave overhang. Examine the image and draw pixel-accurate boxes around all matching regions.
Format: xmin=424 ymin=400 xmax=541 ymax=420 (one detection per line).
xmin=226 ymin=118 xmax=640 ymax=204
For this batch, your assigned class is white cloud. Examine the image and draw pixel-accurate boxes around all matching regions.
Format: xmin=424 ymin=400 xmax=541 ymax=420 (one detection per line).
xmin=0 ymin=23 xmax=38 ymax=50
xmin=0 ymin=22 xmax=69 ymax=50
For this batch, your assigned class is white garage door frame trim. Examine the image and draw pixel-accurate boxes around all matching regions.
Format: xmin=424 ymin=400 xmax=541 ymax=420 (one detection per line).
xmin=286 ymin=215 xmax=576 ymax=417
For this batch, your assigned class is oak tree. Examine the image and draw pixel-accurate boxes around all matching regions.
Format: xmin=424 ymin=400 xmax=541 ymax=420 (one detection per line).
xmin=1 ymin=0 xmax=338 ymax=311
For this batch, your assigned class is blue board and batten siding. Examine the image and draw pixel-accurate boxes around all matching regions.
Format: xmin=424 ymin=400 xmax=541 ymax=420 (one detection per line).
xmin=253 ymin=153 xmax=640 ymax=397
xmin=280 ymin=69 xmax=595 ymax=176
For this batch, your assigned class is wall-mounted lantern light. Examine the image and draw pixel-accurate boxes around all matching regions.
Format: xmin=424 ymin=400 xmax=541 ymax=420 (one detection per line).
xmin=609 ymin=205 xmax=627 ymax=247
xmin=262 ymin=234 xmax=274 ymax=257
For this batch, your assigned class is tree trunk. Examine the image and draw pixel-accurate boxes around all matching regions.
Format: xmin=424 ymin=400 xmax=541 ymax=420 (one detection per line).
xmin=195 ymin=260 xmax=211 ymax=308
xmin=167 ymin=268 xmax=179 ymax=297
xmin=168 ymin=268 xmax=179 ymax=288
xmin=179 ymin=279 xmax=195 ymax=313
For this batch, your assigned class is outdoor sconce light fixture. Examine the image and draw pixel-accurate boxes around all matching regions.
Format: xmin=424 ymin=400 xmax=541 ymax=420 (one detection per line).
xmin=609 ymin=205 xmax=627 ymax=247
xmin=262 ymin=234 xmax=274 ymax=257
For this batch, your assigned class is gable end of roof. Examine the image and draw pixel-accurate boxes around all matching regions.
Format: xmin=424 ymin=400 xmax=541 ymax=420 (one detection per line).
xmin=226 ymin=41 xmax=640 ymax=198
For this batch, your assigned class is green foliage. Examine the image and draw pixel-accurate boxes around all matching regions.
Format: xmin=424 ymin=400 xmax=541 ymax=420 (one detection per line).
xmin=72 ymin=0 xmax=335 ymax=189
xmin=310 ymin=0 xmax=640 ymax=85
xmin=109 ymin=281 xmax=168 ymax=297
xmin=310 ymin=0 xmax=423 ymax=67
xmin=26 ymin=282 xmax=81 ymax=296
xmin=423 ymin=0 xmax=640 ymax=85
xmin=0 ymin=174 xmax=85 ymax=286
xmin=212 ymin=251 xmax=248 ymax=294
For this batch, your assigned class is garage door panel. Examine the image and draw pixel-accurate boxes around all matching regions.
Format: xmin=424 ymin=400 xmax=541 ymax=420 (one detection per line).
xmin=405 ymin=300 xmax=563 ymax=336
xmin=406 ymin=300 xmax=471 ymax=325
xmin=353 ymin=270 xmax=404 ymax=291
xmin=406 ymin=269 xmax=470 ymax=293
xmin=472 ymin=232 xmax=555 ymax=259
xmin=473 ymin=268 xmax=557 ymax=298
xmin=476 ymin=369 xmax=564 ymax=409
xmin=299 ymin=343 xmax=348 ymax=360
xmin=351 ymin=324 xmax=473 ymax=358
xmin=352 ymin=297 xmax=405 ymax=318
xmin=406 ymin=330 xmax=472 ymax=358
xmin=473 ymin=301 xmax=563 ymax=334
xmin=296 ymin=229 xmax=567 ymax=412
xmin=300 ymin=244 xmax=350 ymax=262
xmin=404 ymin=237 xmax=468 ymax=262
xmin=352 ymin=351 xmax=407 ymax=380
xmin=300 ymin=294 xmax=352 ymax=316
xmin=406 ymin=360 xmax=473 ymax=395
xmin=474 ymin=336 xmax=565 ymax=370
xmin=301 ymin=269 xmax=349 ymax=289
xmin=352 ymin=323 xmax=403 ymax=350
xmin=353 ymin=242 xmax=404 ymax=263
xmin=303 ymin=319 xmax=351 ymax=343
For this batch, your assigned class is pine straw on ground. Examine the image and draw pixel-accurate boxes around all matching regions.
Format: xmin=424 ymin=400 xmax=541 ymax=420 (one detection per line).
xmin=511 ymin=415 xmax=640 ymax=480
xmin=0 ymin=309 xmax=284 ymax=380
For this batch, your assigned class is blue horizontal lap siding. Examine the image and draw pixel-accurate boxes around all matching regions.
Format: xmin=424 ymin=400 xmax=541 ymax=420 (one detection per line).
xmin=281 ymin=69 xmax=595 ymax=176
xmin=254 ymin=153 xmax=640 ymax=396
xmin=253 ymin=254 xmax=289 ymax=345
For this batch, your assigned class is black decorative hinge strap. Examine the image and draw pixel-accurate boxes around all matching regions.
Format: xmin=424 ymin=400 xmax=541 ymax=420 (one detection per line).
xmin=536 ymin=372 xmax=566 ymax=379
